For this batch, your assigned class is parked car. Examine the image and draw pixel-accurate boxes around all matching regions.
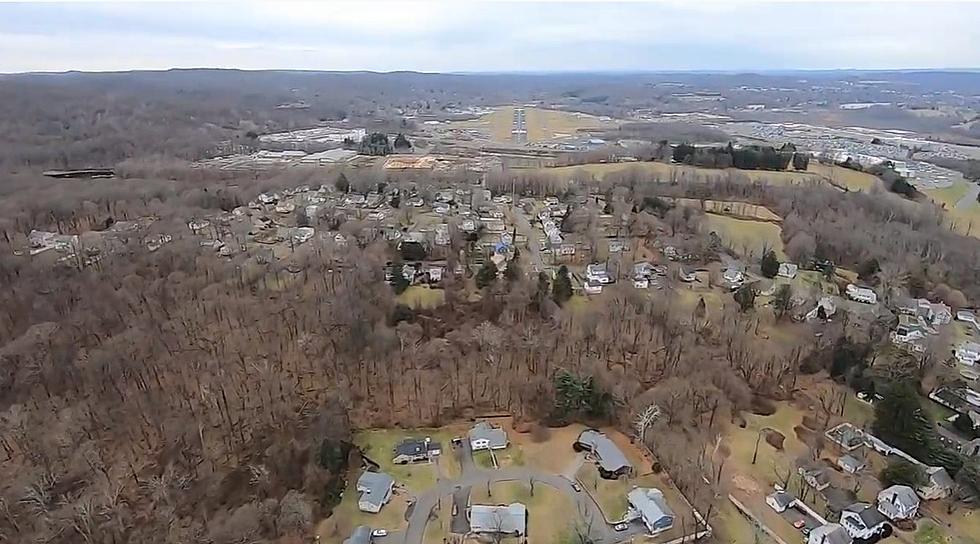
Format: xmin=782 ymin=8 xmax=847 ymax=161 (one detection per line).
xmin=613 ymin=524 xmax=628 ymax=532
xmin=572 ymin=483 xmax=582 ymax=492
xmin=371 ymin=529 xmax=388 ymax=538
xmin=792 ymin=520 xmax=805 ymax=530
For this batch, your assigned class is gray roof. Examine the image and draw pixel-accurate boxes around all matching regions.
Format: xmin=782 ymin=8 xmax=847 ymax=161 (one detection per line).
xmin=356 ymin=471 xmax=394 ymax=508
xmin=394 ymin=438 xmax=441 ymax=457
xmin=469 ymin=503 xmax=527 ymax=535
xmin=878 ymin=485 xmax=919 ymax=508
xmin=628 ymin=488 xmax=674 ymax=525
xmin=838 ymin=454 xmax=864 ymax=471
xmin=577 ymin=430 xmax=632 ymax=473
xmin=926 ymin=466 xmax=954 ymax=489
xmin=768 ymin=491 xmax=795 ymax=509
xmin=469 ymin=422 xmax=508 ymax=448
xmin=343 ymin=526 xmax=373 ymax=544
xmin=810 ymin=524 xmax=852 ymax=544
xmin=844 ymin=503 xmax=887 ymax=529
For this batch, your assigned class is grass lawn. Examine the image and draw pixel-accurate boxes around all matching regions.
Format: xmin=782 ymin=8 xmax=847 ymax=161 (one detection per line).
xmin=470 ymin=481 xmax=576 ymax=544
xmin=671 ymin=198 xmax=782 ymax=222
xmin=703 ymin=214 xmax=785 ymax=260
xmin=524 ymin=107 xmax=611 ymax=143
xmin=914 ymin=520 xmax=950 ymax=544
xmin=807 ymin=163 xmax=880 ymax=192
xmin=475 ymin=446 xmax=526 ymax=469
xmin=714 ymin=500 xmax=777 ymax=544
xmin=543 ymin=161 xmax=825 ymax=186
xmin=923 ymin=180 xmax=970 ymax=209
xmin=397 ymin=286 xmax=446 ymax=309
xmin=354 ymin=427 xmax=464 ymax=494
xmin=316 ymin=479 xmax=410 ymax=544
xmin=512 ymin=423 xmax=587 ymax=474
xmin=944 ymin=203 xmax=980 ymax=240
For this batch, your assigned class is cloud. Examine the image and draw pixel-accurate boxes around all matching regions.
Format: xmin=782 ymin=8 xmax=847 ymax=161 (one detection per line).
xmin=0 ymin=1 xmax=978 ymax=73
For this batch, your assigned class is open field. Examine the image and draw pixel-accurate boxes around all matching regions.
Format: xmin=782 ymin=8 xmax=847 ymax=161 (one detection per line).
xmin=923 ymin=180 xmax=971 ymax=209
xmin=714 ymin=500 xmax=777 ymax=544
xmin=470 ymin=481 xmax=576 ymax=544
xmin=354 ymin=427 xmax=465 ymax=493
xmin=543 ymin=161 xmax=827 ymax=186
xmin=397 ymin=286 xmax=446 ymax=309
xmin=703 ymin=214 xmax=785 ymax=259
xmin=507 ymin=421 xmax=587 ymax=475
xmin=448 ymin=106 xmax=612 ymax=144
xmin=670 ymin=198 xmax=781 ymax=222
xmin=316 ymin=474 xmax=411 ymax=544
xmin=806 ymin=162 xmax=880 ymax=192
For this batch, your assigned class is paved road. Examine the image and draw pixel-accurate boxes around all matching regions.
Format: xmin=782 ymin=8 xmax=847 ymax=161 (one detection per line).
xmin=401 ymin=464 xmax=616 ymax=544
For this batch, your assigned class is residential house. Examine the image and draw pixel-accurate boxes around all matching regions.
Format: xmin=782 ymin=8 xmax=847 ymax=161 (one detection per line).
xmin=807 ymin=523 xmax=852 ymax=544
xmin=845 ymin=284 xmax=877 ymax=305
xmin=343 ymin=526 xmax=373 ymax=544
xmin=469 ymin=421 xmax=508 ymax=451
xmin=469 ymin=504 xmax=527 ymax=536
xmin=778 ymin=262 xmax=799 ymax=279
xmin=633 ymin=277 xmax=650 ymax=289
xmin=574 ymin=429 xmax=633 ymax=479
xmin=608 ymin=239 xmax=627 ymax=253
xmin=679 ymin=268 xmax=697 ymax=283
xmin=356 ymin=471 xmax=394 ymax=513
xmin=918 ymin=466 xmax=954 ymax=500
xmin=584 ymin=280 xmax=603 ymax=295
xmin=836 ymin=454 xmax=866 ymax=474
xmin=586 ymin=263 xmax=612 ymax=284
xmin=723 ymin=267 xmax=745 ymax=289
xmin=392 ymin=438 xmax=441 ymax=464
xmin=291 ymin=227 xmax=315 ymax=245
xmin=766 ymin=491 xmax=795 ymax=513
xmin=955 ymin=342 xmax=980 ymax=366
xmin=956 ymin=310 xmax=978 ymax=329
xmin=839 ymin=503 xmax=888 ymax=540
xmin=877 ymin=485 xmax=919 ymax=521
xmin=805 ymin=297 xmax=837 ymax=321
xmin=627 ymin=488 xmax=675 ymax=533
xmin=799 ymin=464 xmax=831 ymax=491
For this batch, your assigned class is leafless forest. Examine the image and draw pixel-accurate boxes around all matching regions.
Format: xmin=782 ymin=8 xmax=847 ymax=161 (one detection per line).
xmin=1 ymin=70 xmax=980 ymax=544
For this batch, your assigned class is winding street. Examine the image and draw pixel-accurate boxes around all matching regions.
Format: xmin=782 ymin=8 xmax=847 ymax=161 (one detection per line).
xmin=399 ymin=465 xmax=616 ymax=544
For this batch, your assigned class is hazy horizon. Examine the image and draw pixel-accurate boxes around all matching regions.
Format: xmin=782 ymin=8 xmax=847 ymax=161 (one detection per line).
xmin=2 ymin=1 xmax=979 ymax=74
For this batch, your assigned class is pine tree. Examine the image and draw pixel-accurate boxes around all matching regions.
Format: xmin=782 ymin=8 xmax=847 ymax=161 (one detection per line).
xmin=552 ymin=265 xmax=573 ymax=305
xmin=476 ymin=261 xmax=498 ymax=289
xmin=761 ymin=250 xmax=780 ymax=278
xmin=874 ymin=381 xmax=934 ymax=460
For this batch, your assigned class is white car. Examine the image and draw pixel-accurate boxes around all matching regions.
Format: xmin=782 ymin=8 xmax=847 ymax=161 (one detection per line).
xmin=613 ymin=523 xmax=628 ymax=532
xmin=371 ymin=530 xmax=388 ymax=538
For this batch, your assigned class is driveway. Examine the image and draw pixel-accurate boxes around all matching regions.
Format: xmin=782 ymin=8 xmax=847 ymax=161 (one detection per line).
xmin=401 ymin=466 xmax=615 ymax=544
xmin=450 ymin=486 xmax=471 ymax=534
xmin=456 ymin=439 xmax=477 ymax=476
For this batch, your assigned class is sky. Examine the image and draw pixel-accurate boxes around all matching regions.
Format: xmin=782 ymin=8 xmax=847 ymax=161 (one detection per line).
xmin=1 ymin=1 xmax=979 ymax=73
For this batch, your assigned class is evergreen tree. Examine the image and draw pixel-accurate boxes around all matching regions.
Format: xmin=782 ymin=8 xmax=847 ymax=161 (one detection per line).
xmin=335 ymin=173 xmax=350 ymax=193
xmin=476 ymin=261 xmax=498 ymax=289
xmin=874 ymin=381 xmax=934 ymax=460
xmin=761 ymin=250 xmax=780 ymax=278
xmin=552 ymin=265 xmax=573 ymax=306
xmin=504 ymin=258 xmax=521 ymax=284
xmin=880 ymin=459 xmax=924 ymax=488
xmin=389 ymin=263 xmax=410 ymax=295
xmin=734 ymin=284 xmax=756 ymax=312
xmin=393 ymin=133 xmax=412 ymax=150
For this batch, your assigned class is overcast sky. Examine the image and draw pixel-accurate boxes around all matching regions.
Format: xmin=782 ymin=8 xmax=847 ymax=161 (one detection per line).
xmin=1 ymin=1 xmax=979 ymax=73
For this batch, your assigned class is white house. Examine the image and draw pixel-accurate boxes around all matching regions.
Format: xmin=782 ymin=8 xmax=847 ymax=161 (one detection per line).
xmin=807 ymin=523 xmax=852 ymax=544
xmin=586 ymin=263 xmax=612 ymax=284
xmin=846 ymin=284 xmax=878 ymax=304
xmin=918 ymin=466 xmax=954 ymax=500
xmin=877 ymin=485 xmax=919 ymax=521
xmin=766 ymin=491 xmax=795 ymax=513
xmin=469 ymin=421 xmax=508 ymax=451
xmin=839 ymin=503 xmax=888 ymax=540
xmin=836 ymin=454 xmax=865 ymax=474
xmin=777 ymin=263 xmax=799 ymax=279
xmin=627 ymin=488 xmax=675 ymax=533
xmin=356 ymin=471 xmax=394 ymax=513
xmin=955 ymin=342 xmax=980 ymax=366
